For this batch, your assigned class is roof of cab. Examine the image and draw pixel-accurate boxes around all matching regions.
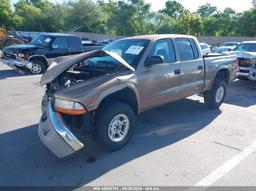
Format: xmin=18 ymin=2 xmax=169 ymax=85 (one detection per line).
xmin=121 ymin=34 xmax=196 ymax=41
xmin=39 ymin=33 xmax=79 ymax=37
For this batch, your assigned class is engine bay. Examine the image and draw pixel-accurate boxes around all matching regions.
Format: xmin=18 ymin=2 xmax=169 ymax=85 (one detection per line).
xmin=47 ymin=56 xmax=121 ymax=93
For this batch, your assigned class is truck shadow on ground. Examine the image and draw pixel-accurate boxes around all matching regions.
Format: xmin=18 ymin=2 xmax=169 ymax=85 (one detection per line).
xmin=0 ymin=69 xmax=21 ymax=79
xmin=0 ymin=98 xmax=221 ymax=187
xmin=224 ymin=79 xmax=256 ymax=108
xmin=0 ymin=69 xmax=32 ymax=79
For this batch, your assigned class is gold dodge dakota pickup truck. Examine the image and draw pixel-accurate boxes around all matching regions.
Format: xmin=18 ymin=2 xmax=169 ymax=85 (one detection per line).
xmin=38 ymin=34 xmax=238 ymax=158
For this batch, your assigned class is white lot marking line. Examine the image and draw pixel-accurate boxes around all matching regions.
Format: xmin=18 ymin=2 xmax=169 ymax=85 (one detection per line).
xmin=195 ymin=140 xmax=256 ymax=186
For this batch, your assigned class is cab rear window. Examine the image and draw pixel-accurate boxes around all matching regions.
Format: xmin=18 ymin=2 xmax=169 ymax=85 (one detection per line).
xmin=175 ymin=38 xmax=196 ymax=61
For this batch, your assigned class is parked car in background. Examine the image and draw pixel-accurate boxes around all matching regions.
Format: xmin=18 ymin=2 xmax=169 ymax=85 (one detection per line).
xmin=200 ymin=42 xmax=211 ymax=55
xmin=1 ymin=33 xmax=83 ymax=74
xmin=38 ymin=34 xmax=237 ymax=158
xmin=222 ymin=42 xmax=240 ymax=47
xmin=82 ymin=40 xmax=105 ymax=52
xmin=82 ymin=39 xmax=113 ymax=52
xmin=212 ymin=46 xmax=235 ymax=54
xmin=230 ymin=41 xmax=256 ymax=81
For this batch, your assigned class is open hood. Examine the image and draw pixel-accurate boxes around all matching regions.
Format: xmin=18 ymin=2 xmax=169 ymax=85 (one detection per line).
xmin=3 ymin=44 xmax=39 ymax=54
xmin=40 ymin=50 xmax=135 ymax=85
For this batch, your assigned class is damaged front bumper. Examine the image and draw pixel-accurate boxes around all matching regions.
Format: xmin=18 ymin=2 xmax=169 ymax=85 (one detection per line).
xmin=238 ymin=66 xmax=256 ymax=81
xmin=38 ymin=103 xmax=84 ymax=158
xmin=1 ymin=57 xmax=32 ymax=74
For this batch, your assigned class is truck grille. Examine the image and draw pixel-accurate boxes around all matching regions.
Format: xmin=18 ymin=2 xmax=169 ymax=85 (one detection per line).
xmin=238 ymin=58 xmax=251 ymax=67
xmin=3 ymin=51 xmax=16 ymax=60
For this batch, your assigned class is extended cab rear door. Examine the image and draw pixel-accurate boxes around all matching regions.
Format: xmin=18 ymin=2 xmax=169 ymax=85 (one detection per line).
xmin=174 ymin=38 xmax=205 ymax=96
xmin=67 ymin=36 xmax=83 ymax=55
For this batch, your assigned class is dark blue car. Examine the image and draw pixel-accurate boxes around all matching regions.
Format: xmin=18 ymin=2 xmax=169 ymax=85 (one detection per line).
xmin=1 ymin=33 xmax=83 ymax=74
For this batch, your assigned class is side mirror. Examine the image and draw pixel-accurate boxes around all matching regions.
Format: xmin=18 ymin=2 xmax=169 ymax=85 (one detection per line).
xmin=145 ymin=55 xmax=164 ymax=66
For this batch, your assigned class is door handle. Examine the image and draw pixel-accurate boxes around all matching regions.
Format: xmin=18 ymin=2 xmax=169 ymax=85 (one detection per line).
xmin=198 ymin=65 xmax=203 ymax=70
xmin=174 ymin=69 xmax=181 ymax=75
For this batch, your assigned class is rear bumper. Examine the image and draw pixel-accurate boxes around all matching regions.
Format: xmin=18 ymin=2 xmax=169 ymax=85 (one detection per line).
xmin=38 ymin=104 xmax=84 ymax=158
xmin=238 ymin=67 xmax=256 ymax=81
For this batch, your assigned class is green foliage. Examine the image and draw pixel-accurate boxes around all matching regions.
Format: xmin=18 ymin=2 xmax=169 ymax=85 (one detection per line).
xmin=197 ymin=3 xmax=256 ymax=37
xmin=160 ymin=0 xmax=185 ymax=19
xmin=154 ymin=13 xmax=178 ymax=34
xmin=201 ymin=16 xmax=220 ymax=36
xmin=14 ymin=0 xmax=42 ymax=31
xmin=100 ymin=1 xmax=136 ymax=36
xmin=1 ymin=0 xmax=256 ymax=37
xmin=128 ymin=0 xmax=154 ymax=35
xmin=65 ymin=0 xmax=105 ymax=33
xmin=101 ymin=0 xmax=154 ymax=36
xmin=0 ymin=0 xmax=16 ymax=28
xmin=236 ymin=8 xmax=256 ymax=36
xmin=177 ymin=11 xmax=203 ymax=36
xmin=217 ymin=8 xmax=238 ymax=36
xmin=197 ymin=3 xmax=218 ymax=17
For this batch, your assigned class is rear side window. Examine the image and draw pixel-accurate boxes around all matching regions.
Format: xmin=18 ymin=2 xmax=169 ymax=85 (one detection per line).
xmin=68 ymin=37 xmax=83 ymax=51
xmin=52 ymin=37 xmax=68 ymax=49
xmin=150 ymin=39 xmax=176 ymax=63
xmin=175 ymin=38 xmax=195 ymax=61
xmin=190 ymin=39 xmax=199 ymax=58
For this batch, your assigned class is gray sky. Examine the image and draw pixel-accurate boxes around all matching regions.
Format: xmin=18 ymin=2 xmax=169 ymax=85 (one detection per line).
xmin=11 ymin=0 xmax=253 ymax=13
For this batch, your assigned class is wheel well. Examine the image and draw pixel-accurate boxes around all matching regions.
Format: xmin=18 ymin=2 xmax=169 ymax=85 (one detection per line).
xmin=98 ymin=88 xmax=139 ymax=114
xmin=215 ymin=69 xmax=229 ymax=84
xmin=29 ymin=56 xmax=48 ymax=66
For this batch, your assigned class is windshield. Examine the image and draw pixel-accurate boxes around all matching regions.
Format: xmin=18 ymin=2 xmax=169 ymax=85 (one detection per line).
xmin=100 ymin=39 xmax=150 ymax=68
xmin=30 ymin=35 xmax=53 ymax=47
xmin=234 ymin=43 xmax=256 ymax=52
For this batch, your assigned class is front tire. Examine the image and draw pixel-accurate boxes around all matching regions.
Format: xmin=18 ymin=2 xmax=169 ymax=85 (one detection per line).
xmin=30 ymin=60 xmax=47 ymax=75
xmin=93 ymin=101 xmax=136 ymax=151
xmin=204 ymin=79 xmax=227 ymax=109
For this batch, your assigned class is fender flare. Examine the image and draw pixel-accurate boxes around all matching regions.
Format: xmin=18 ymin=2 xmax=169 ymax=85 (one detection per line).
xmin=93 ymin=83 xmax=140 ymax=114
xmin=210 ymin=65 xmax=230 ymax=89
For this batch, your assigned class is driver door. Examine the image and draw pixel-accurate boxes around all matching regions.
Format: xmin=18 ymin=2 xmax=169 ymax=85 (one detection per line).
xmin=138 ymin=39 xmax=181 ymax=112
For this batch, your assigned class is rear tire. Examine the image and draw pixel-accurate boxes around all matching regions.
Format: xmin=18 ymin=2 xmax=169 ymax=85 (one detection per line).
xmin=204 ymin=79 xmax=227 ymax=109
xmin=93 ymin=101 xmax=136 ymax=151
xmin=30 ymin=59 xmax=47 ymax=75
